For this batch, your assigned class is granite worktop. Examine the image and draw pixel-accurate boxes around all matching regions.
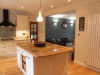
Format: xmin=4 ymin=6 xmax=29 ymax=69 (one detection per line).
xmin=16 ymin=42 xmax=73 ymax=58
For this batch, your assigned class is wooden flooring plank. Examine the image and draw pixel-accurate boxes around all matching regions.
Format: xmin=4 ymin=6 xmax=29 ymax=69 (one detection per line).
xmin=0 ymin=57 xmax=100 ymax=75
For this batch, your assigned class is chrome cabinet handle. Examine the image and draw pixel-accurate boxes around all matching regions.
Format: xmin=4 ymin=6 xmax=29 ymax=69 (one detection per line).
xmin=22 ymin=52 xmax=24 ymax=53
xmin=17 ymin=50 xmax=19 ymax=51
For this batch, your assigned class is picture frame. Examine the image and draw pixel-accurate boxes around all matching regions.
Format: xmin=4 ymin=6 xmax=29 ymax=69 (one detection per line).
xmin=62 ymin=20 xmax=67 ymax=29
xmin=79 ymin=17 xmax=85 ymax=31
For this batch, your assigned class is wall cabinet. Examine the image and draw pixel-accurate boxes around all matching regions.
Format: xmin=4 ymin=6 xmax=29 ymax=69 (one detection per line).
xmin=0 ymin=40 xmax=31 ymax=58
xmin=17 ymin=15 xmax=29 ymax=30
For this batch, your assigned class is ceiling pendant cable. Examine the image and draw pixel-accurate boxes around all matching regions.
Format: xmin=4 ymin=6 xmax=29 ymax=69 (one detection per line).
xmin=37 ymin=0 xmax=43 ymax=22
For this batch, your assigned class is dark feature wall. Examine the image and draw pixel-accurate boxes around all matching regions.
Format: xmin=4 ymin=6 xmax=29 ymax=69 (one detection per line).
xmin=46 ymin=17 xmax=75 ymax=42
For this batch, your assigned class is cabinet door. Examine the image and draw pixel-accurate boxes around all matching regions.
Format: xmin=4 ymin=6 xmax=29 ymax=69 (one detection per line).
xmin=24 ymin=17 xmax=28 ymax=30
xmin=26 ymin=56 xmax=31 ymax=75
xmin=34 ymin=56 xmax=53 ymax=75
xmin=17 ymin=49 xmax=21 ymax=68
xmin=53 ymin=52 xmax=67 ymax=75
xmin=17 ymin=16 xmax=24 ymax=30
xmin=17 ymin=15 xmax=29 ymax=30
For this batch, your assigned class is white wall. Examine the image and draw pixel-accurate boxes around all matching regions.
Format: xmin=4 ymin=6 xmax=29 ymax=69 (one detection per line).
xmin=75 ymin=1 xmax=100 ymax=63
xmin=42 ymin=0 xmax=100 ymax=64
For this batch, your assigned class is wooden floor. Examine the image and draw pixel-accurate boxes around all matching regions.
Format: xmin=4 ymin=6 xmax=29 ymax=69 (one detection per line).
xmin=0 ymin=57 xmax=100 ymax=75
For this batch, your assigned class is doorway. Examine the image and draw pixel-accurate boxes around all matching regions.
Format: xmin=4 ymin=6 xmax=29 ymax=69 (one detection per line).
xmin=30 ymin=22 xmax=38 ymax=41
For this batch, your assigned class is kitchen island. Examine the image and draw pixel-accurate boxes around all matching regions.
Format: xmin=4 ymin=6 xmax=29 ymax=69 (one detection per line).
xmin=17 ymin=42 xmax=73 ymax=75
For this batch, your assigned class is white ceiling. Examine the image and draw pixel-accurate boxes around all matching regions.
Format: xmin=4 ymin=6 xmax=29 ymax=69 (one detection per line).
xmin=49 ymin=11 xmax=76 ymax=20
xmin=0 ymin=0 xmax=86 ymax=14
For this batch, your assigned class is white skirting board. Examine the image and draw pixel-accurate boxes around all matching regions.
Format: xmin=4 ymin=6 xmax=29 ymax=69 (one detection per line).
xmin=74 ymin=60 xmax=100 ymax=73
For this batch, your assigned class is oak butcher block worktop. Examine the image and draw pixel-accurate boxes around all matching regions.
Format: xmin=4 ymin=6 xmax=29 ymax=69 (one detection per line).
xmin=16 ymin=42 xmax=73 ymax=58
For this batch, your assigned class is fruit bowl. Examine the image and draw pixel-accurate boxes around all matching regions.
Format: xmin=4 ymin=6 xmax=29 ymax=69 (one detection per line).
xmin=34 ymin=41 xmax=46 ymax=47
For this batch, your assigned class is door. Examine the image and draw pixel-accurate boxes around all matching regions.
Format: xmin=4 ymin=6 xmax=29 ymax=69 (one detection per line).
xmin=30 ymin=22 xmax=38 ymax=41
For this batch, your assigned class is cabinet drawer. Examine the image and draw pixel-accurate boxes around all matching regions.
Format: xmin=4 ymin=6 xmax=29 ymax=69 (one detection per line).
xmin=0 ymin=41 xmax=17 ymax=47
xmin=1 ymin=46 xmax=17 ymax=50
xmin=16 ymin=41 xmax=27 ymax=43
xmin=17 ymin=47 xmax=31 ymax=59
xmin=0 ymin=51 xmax=17 ymax=56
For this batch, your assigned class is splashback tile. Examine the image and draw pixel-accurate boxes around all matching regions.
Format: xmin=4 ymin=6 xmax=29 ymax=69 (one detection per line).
xmin=0 ymin=27 xmax=16 ymax=38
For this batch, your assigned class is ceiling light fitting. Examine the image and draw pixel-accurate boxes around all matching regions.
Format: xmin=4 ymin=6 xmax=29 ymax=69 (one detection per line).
xmin=37 ymin=0 xmax=43 ymax=22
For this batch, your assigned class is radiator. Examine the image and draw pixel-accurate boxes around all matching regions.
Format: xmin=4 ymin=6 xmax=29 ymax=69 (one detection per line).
xmin=86 ymin=14 xmax=100 ymax=69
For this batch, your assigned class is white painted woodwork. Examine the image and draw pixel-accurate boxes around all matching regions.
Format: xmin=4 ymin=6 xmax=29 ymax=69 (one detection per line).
xmin=17 ymin=46 xmax=32 ymax=75
xmin=0 ymin=40 xmax=31 ymax=58
xmin=17 ymin=48 xmax=21 ymax=68
xmin=17 ymin=15 xmax=29 ymax=30
xmin=86 ymin=14 xmax=100 ymax=69
xmin=17 ymin=46 xmax=68 ymax=75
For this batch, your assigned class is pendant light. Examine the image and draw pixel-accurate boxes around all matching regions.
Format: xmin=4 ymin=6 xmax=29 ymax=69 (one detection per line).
xmin=37 ymin=0 xmax=43 ymax=22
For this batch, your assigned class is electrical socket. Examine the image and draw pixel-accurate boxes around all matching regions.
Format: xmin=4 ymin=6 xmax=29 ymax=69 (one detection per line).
xmin=23 ymin=33 xmax=25 ymax=35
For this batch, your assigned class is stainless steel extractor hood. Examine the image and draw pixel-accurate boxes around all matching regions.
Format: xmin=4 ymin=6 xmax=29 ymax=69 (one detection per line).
xmin=0 ymin=9 xmax=16 ymax=27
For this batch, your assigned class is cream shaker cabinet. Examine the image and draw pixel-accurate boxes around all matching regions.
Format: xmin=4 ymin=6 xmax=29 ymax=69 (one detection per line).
xmin=17 ymin=15 xmax=29 ymax=30
xmin=17 ymin=47 xmax=32 ymax=75
xmin=0 ymin=40 xmax=31 ymax=58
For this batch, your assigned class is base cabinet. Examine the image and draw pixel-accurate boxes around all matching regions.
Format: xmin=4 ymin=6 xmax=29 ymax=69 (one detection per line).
xmin=0 ymin=39 xmax=31 ymax=58
xmin=17 ymin=46 xmax=68 ymax=75
xmin=17 ymin=47 xmax=32 ymax=75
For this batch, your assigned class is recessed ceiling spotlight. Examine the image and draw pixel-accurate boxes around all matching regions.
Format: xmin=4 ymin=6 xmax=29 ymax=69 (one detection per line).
xmin=51 ymin=5 xmax=53 ymax=8
xmin=21 ymin=7 xmax=23 ymax=8
xmin=41 ymin=10 xmax=42 ymax=11
xmin=68 ymin=0 xmax=71 ymax=2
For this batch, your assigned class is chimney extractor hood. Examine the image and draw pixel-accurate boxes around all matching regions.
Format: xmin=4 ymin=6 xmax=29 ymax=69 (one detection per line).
xmin=0 ymin=9 xmax=16 ymax=27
